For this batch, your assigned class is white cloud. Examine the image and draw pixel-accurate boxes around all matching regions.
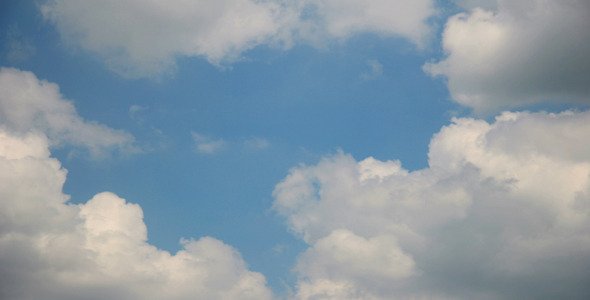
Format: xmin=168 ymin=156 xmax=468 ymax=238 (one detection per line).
xmin=192 ymin=131 xmax=227 ymax=154
xmin=273 ymin=110 xmax=590 ymax=299
xmin=424 ymin=0 xmax=590 ymax=113
xmin=0 ymin=125 xmax=272 ymax=300
xmin=301 ymin=0 xmax=434 ymax=46
xmin=0 ymin=68 xmax=272 ymax=300
xmin=0 ymin=67 xmax=136 ymax=157
xmin=41 ymin=0 xmax=435 ymax=78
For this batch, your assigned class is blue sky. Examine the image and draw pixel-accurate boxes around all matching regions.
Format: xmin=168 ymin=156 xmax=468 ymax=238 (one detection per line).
xmin=1 ymin=1 xmax=590 ymax=299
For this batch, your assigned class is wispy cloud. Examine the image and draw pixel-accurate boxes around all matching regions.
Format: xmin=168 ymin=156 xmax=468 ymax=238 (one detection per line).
xmin=244 ymin=137 xmax=270 ymax=150
xmin=361 ymin=59 xmax=383 ymax=81
xmin=191 ymin=131 xmax=227 ymax=154
xmin=5 ymin=25 xmax=36 ymax=63
xmin=129 ymin=104 xmax=148 ymax=125
xmin=0 ymin=67 xmax=137 ymax=158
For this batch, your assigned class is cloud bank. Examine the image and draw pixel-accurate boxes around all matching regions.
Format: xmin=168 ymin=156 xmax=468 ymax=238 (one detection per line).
xmin=273 ymin=110 xmax=590 ymax=299
xmin=41 ymin=0 xmax=434 ymax=78
xmin=425 ymin=0 xmax=590 ymax=112
xmin=0 ymin=68 xmax=272 ymax=300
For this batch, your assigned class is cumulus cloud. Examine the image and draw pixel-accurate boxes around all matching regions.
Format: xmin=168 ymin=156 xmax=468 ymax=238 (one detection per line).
xmin=300 ymin=0 xmax=433 ymax=45
xmin=41 ymin=0 xmax=435 ymax=78
xmin=0 ymin=103 xmax=272 ymax=300
xmin=424 ymin=0 xmax=590 ymax=113
xmin=273 ymin=110 xmax=590 ymax=299
xmin=0 ymin=67 xmax=135 ymax=157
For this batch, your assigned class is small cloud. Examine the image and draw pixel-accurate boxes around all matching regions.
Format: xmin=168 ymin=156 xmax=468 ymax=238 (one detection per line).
xmin=191 ymin=131 xmax=226 ymax=154
xmin=244 ymin=137 xmax=270 ymax=150
xmin=5 ymin=25 xmax=36 ymax=63
xmin=361 ymin=59 xmax=383 ymax=81
xmin=272 ymin=244 xmax=287 ymax=255
xmin=129 ymin=104 xmax=147 ymax=125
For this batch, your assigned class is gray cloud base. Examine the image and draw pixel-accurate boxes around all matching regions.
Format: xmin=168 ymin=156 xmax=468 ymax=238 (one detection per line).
xmin=425 ymin=0 xmax=590 ymax=113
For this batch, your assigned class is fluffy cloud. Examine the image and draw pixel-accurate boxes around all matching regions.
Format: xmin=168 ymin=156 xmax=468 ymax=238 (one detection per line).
xmin=273 ymin=110 xmax=590 ymax=299
xmin=41 ymin=0 xmax=434 ymax=78
xmin=424 ymin=0 xmax=590 ymax=112
xmin=0 ymin=67 xmax=135 ymax=157
xmin=302 ymin=0 xmax=433 ymax=45
xmin=0 ymin=77 xmax=272 ymax=300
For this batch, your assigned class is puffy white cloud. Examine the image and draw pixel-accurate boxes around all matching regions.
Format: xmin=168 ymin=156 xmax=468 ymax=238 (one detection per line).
xmin=41 ymin=0 xmax=287 ymax=77
xmin=273 ymin=110 xmax=590 ymax=299
xmin=41 ymin=0 xmax=435 ymax=78
xmin=0 ymin=128 xmax=272 ymax=300
xmin=424 ymin=0 xmax=590 ymax=113
xmin=0 ymin=67 xmax=135 ymax=157
xmin=0 ymin=68 xmax=272 ymax=300
xmin=302 ymin=0 xmax=433 ymax=46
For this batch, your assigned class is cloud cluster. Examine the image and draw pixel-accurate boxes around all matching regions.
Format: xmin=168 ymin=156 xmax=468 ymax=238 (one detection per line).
xmin=273 ymin=110 xmax=590 ymax=299
xmin=41 ymin=0 xmax=434 ymax=78
xmin=0 ymin=67 xmax=135 ymax=157
xmin=0 ymin=69 xmax=272 ymax=300
xmin=425 ymin=0 xmax=590 ymax=112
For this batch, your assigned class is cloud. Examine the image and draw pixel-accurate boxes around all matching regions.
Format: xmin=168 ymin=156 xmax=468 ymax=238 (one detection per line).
xmin=300 ymin=0 xmax=434 ymax=46
xmin=244 ymin=137 xmax=270 ymax=150
xmin=0 ymin=67 xmax=136 ymax=157
xmin=361 ymin=59 xmax=383 ymax=81
xmin=0 ymin=114 xmax=272 ymax=300
xmin=41 ymin=0 xmax=435 ymax=78
xmin=424 ymin=0 xmax=590 ymax=113
xmin=129 ymin=104 xmax=147 ymax=125
xmin=451 ymin=0 xmax=498 ymax=11
xmin=192 ymin=131 xmax=227 ymax=154
xmin=0 ymin=69 xmax=272 ymax=298
xmin=273 ymin=110 xmax=590 ymax=299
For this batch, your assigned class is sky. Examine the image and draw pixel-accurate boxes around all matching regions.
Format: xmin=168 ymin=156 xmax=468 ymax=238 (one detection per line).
xmin=0 ymin=0 xmax=589 ymax=299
